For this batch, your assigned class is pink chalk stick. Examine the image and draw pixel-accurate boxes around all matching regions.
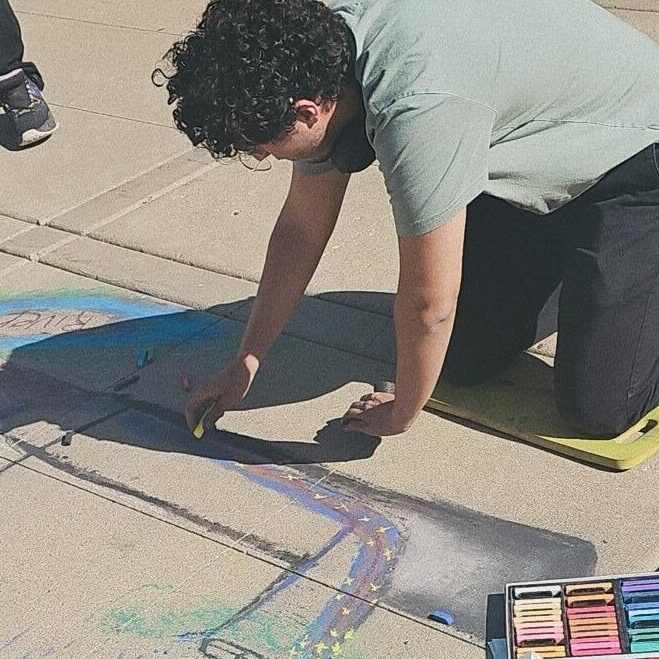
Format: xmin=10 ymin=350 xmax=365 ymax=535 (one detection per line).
xmin=570 ymin=638 xmax=621 ymax=656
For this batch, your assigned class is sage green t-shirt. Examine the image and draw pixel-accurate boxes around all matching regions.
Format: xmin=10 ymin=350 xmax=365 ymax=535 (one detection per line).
xmin=295 ymin=0 xmax=659 ymax=236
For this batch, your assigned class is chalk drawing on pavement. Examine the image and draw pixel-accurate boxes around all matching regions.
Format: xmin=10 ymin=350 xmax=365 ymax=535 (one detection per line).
xmin=0 ymin=289 xmax=403 ymax=659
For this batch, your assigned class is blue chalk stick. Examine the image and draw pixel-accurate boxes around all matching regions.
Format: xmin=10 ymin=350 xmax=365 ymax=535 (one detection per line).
xmin=428 ymin=609 xmax=455 ymax=626
xmin=136 ymin=348 xmax=152 ymax=368
xmin=487 ymin=639 xmax=507 ymax=659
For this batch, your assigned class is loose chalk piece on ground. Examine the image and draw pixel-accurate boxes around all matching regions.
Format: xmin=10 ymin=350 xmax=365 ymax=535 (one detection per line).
xmin=180 ymin=372 xmax=192 ymax=392
xmin=113 ymin=374 xmax=140 ymax=392
xmin=136 ymin=348 xmax=153 ymax=369
xmin=61 ymin=431 xmax=74 ymax=446
xmin=428 ymin=609 xmax=455 ymax=626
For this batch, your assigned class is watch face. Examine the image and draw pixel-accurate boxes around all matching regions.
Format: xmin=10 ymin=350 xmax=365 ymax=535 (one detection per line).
xmin=331 ymin=118 xmax=376 ymax=173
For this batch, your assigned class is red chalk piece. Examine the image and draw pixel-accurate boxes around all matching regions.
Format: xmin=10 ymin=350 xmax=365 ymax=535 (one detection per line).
xmin=180 ymin=373 xmax=192 ymax=392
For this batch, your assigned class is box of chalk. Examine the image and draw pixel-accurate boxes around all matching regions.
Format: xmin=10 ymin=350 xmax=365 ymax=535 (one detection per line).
xmin=505 ymin=572 xmax=659 ymax=659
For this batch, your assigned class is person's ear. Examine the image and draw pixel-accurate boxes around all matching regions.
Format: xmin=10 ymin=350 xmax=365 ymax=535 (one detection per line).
xmin=292 ymin=99 xmax=322 ymax=128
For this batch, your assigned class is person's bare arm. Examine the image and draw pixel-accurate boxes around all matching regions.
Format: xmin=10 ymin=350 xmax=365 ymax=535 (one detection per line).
xmin=392 ymin=210 xmax=466 ymax=426
xmin=343 ymin=209 xmax=466 ymax=435
xmin=238 ymin=167 xmax=351 ymax=363
xmin=187 ymin=167 xmax=350 ymax=431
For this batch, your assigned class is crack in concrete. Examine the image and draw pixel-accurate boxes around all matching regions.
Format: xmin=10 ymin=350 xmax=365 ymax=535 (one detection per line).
xmin=15 ymin=9 xmax=187 ymax=37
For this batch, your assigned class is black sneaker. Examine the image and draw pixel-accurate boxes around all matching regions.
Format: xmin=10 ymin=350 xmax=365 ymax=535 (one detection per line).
xmin=0 ymin=69 xmax=58 ymax=147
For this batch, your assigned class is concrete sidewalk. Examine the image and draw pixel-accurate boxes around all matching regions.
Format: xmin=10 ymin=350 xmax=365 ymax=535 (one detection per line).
xmin=1 ymin=2 xmax=658 ymax=658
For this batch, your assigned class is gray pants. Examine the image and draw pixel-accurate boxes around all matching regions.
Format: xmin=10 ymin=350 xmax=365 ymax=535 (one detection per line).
xmin=442 ymin=143 xmax=659 ymax=438
xmin=0 ymin=0 xmax=43 ymax=88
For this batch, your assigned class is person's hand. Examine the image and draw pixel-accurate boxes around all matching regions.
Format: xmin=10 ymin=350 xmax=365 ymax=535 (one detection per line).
xmin=185 ymin=356 xmax=258 ymax=433
xmin=341 ymin=391 xmax=412 ymax=436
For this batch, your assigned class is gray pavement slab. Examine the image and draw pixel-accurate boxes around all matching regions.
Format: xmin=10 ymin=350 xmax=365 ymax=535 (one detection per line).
xmin=49 ymin=150 xmax=215 ymax=235
xmin=0 ymin=455 xmax=481 ymax=658
xmin=0 ymin=225 xmax=76 ymax=260
xmin=0 ymin=107 xmax=188 ymax=223
xmin=1 ymin=3 xmax=658 ymax=658
xmin=17 ymin=12 xmax=180 ymax=127
xmin=610 ymin=7 xmax=659 ymax=40
xmin=2 ymin=261 xmax=656 ymax=640
xmin=600 ymin=1 xmax=659 ymax=11
xmin=89 ymin=161 xmax=398 ymax=316
xmin=41 ymin=235 xmax=257 ymax=311
xmin=13 ymin=0 xmax=207 ymax=36
xmin=88 ymin=160 xmax=291 ymax=281
xmin=6 ymin=299 xmax=599 ymax=635
xmin=0 ymin=215 xmax=32 ymax=243
xmin=0 ymin=271 xmax=577 ymax=643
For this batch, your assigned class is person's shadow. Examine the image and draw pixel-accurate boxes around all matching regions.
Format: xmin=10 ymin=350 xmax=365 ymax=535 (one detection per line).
xmin=1 ymin=286 xmax=563 ymax=467
xmin=0 ymin=292 xmax=398 ymax=466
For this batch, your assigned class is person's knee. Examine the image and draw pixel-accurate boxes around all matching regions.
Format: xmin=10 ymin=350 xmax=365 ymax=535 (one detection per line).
xmin=555 ymin=387 xmax=632 ymax=438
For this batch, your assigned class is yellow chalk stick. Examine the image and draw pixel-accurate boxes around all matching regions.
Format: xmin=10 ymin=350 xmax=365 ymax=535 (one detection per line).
xmin=193 ymin=407 xmax=213 ymax=440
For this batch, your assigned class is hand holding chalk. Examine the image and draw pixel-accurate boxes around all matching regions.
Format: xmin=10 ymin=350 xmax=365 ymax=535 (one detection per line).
xmin=185 ymin=357 xmax=259 ymax=438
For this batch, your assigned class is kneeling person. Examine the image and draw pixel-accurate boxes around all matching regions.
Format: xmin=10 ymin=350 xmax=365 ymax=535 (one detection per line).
xmin=160 ymin=0 xmax=659 ymax=439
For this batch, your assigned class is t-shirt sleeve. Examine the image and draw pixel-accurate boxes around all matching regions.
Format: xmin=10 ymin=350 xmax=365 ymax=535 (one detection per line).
xmin=372 ymin=93 xmax=496 ymax=236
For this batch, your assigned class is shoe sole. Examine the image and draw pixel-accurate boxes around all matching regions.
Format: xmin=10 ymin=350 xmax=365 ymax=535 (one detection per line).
xmin=18 ymin=122 xmax=59 ymax=147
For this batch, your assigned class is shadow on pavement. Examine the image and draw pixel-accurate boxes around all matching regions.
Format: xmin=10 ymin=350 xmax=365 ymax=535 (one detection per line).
xmin=1 ymin=292 xmax=386 ymax=465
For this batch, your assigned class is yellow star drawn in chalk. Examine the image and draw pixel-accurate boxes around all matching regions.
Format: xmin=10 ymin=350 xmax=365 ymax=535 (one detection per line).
xmin=383 ymin=548 xmax=394 ymax=561
xmin=342 ymin=577 xmax=354 ymax=586
xmin=331 ymin=642 xmax=343 ymax=655
xmin=335 ymin=593 xmax=345 ymax=601
xmin=299 ymin=636 xmax=311 ymax=649
xmin=315 ymin=641 xmax=329 ymax=655
xmin=365 ymin=538 xmax=376 ymax=547
xmin=369 ymin=583 xmax=381 ymax=592
xmin=330 ymin=628 xmax=339 ymax=638
xmin=341 ymin=607 xmax=352 ymax=616
xmin=376 ymin=526 xmax=391 ymax=534
xmin=344 ymin=628 xmax=355 ymax=640
xmin=314 ymin=493 xmax=328 ymax=500
xmin=358 ymin=516 xmax=371 ymax=522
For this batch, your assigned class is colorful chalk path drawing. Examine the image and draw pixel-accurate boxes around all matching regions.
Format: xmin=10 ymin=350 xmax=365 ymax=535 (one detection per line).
xmin=0 ymin=290 xmax=403 ymax=658
xmin=219 ymin=462 xmax=401 ymax=658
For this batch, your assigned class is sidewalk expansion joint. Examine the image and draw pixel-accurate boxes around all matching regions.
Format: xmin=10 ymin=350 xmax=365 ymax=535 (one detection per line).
xmin=0 ymin=209 xmax=41 ymax=225
xmin=600 ymin=5 xmax=659 ymax=13
xmin=45 ymin=149 xmax=210 ymax=229
xmin=35 ymin=253 xmax=395 ymax=367
xmin=71 ymin=161 xmax=220 ymax=237
xmin=0 ymin=244 xmax=393 ymax=368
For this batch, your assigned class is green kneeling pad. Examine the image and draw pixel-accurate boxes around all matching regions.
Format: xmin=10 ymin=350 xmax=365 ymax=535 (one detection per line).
xmin=428 ymin=354 xmax=659 ymax=471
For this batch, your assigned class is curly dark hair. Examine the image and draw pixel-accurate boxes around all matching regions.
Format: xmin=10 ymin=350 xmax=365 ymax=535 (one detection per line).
xmin=154 ymin=0 xmax=353 ymax=159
